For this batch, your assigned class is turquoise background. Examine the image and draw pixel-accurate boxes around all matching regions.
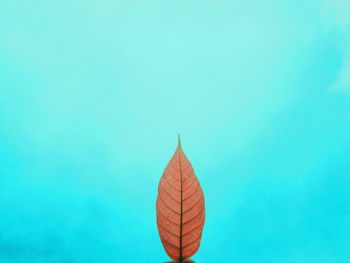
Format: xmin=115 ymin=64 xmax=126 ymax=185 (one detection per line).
xmin=1 ymin=1 xmax=350 ymax=262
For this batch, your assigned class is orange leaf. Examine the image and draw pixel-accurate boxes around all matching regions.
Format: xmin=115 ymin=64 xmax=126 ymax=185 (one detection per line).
xmin=156 ymin=136 xmax=205 ymax=262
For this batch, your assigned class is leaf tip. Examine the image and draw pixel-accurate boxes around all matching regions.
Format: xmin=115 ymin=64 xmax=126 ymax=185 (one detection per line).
xmin=178 ymin=134 xmax=182 ymax=149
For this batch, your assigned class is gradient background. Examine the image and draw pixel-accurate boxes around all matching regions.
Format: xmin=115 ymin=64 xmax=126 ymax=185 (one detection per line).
xmin=1 ymin=1 xmax=350 ymax=262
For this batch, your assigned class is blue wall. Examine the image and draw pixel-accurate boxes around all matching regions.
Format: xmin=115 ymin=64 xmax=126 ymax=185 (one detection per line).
xmin=1 ymin=1 xmax=349 ymax=262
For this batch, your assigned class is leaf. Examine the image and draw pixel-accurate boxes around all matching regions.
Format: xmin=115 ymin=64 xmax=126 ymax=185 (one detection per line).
xmin=156 ymin=136 xmax=205 ymax=262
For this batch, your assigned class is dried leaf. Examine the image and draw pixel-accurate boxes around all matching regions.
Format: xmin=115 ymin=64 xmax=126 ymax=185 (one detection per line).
xmin=156 ymin=136 xmax=205 ymax=262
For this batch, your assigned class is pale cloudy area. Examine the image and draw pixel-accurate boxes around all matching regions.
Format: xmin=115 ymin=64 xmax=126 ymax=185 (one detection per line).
xmin=323 ymin=0 xmax=350 ymax=94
